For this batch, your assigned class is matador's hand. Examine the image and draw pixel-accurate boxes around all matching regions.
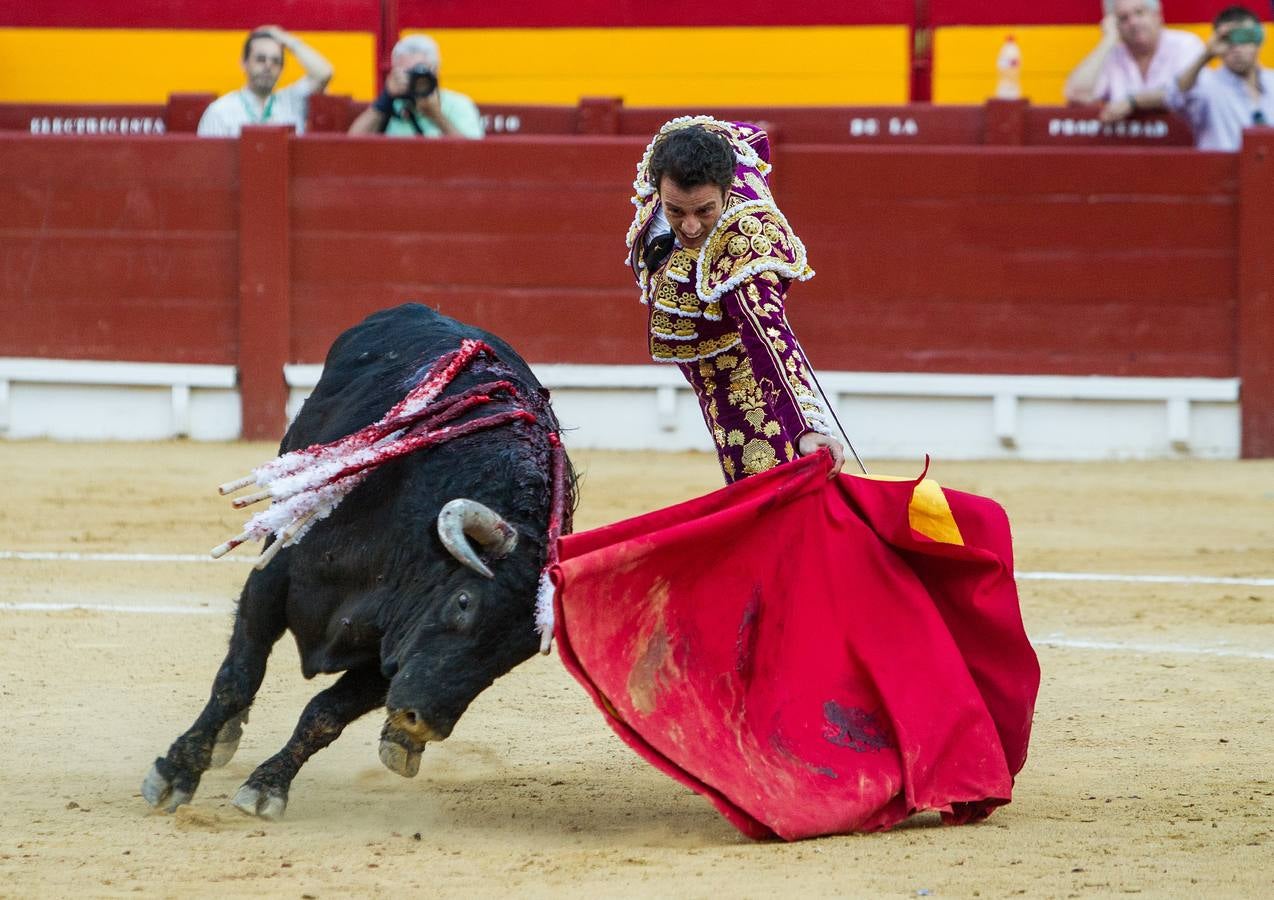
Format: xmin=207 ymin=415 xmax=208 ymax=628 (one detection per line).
xmin=798 ymin=431 xmax=845 ymax=478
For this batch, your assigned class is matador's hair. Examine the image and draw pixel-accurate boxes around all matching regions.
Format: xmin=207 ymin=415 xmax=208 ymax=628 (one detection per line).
xmin=648 ymin=125 xmax=736 ymax=194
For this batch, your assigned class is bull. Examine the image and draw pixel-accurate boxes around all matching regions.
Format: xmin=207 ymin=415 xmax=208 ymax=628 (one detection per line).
xmin=142 ymin=303 xmax=574 ymax=819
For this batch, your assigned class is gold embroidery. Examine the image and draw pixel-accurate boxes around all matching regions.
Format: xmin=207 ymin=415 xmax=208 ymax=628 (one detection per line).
xmin=764 ymin=421 xmax=782 ymax=437
xmin=744 ymin=408 xmax=767 ymax=431
xmin=738 ymin=215 xmax=763 ymax=237
xmin=722 ymin=457 xmax=737 ymax=479
xmin=727 ymin=430 xmax=745 ymax=447
xmin=652 ymin=269 xmax=708 ymax=318
xmin=666 ymin=248 xmax=697 ymax=280
xmin=650 ymin=333 xmax=741 ymax=362
xmin=727 ymin=235 xmax=750 ymax=258
xmin=762 ymin=222 xmax=783 ymax=244
xmin=741 ymin=439 xmax=778 ymax=475
xmin=744 ymin=172 xmax=772 ymax=200
xmin=651 ymin=311 xmax=675 ymax=336
xmin=749 ymin=234 xmax=772 ymax=256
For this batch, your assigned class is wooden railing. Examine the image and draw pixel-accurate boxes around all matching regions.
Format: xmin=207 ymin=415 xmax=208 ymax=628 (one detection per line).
xmin=1 ymin=127 xmax=1270 ymax=454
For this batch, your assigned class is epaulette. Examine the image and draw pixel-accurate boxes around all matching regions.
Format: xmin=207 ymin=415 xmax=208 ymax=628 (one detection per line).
xmin=696 ymin=201 xmax=814 ymax=303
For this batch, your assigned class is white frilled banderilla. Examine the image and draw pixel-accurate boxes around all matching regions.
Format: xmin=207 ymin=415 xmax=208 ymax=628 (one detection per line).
xmin=212 ymin=338 xmax=570 ymax=653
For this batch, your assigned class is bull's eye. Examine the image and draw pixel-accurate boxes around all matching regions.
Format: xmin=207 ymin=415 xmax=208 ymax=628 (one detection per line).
xmin=450 ymin=590 xmax=477 ymax=632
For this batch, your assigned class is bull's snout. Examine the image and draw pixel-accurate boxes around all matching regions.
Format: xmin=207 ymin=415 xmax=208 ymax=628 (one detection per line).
xmin=378 ymin=708 xmax=452 ymax=779
xmin=392 ymin=708 xmax=451 ymax=744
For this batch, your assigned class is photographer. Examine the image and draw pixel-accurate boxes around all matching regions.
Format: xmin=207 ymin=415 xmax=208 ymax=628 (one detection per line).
xmin=1167 ymin=5 xmax=1273 ymax=150
xmin=348 ymin=35 xmax=484 ymax=138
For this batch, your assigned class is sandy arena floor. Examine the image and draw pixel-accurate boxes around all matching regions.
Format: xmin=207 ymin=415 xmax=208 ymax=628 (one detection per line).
xmin=0 ymin=441 xmax=1271 ymax=898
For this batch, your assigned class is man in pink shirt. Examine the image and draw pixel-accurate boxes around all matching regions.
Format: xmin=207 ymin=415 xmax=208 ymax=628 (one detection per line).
xmin=1065 ymin=0 xmax=1205 ymax=122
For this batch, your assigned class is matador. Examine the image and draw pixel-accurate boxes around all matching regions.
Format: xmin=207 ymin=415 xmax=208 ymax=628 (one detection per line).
xmin=626 ymin=116 xmax=845 ymax=483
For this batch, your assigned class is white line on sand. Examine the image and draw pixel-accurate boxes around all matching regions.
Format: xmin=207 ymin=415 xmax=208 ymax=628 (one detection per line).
xmin=1018 ymin=571 xmax=1274 ymax=588
xmin=0 ymin=603 xmax=1269 ymax=661
xmin=0 ymin=602 xmax=231 ymax=615
xmin=0 ymin=551 xmax=248 ymax=563
xmin=1034 ymin=636 xmax=1274 ymax=661
xmin=3 ymin=551 xmax=1272 ymax=588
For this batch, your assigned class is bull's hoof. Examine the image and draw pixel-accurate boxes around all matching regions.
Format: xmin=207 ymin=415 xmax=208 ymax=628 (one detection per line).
xmin=210 ymin=710 xmax=249 ymax=768
xmin=232 ymin=783 xmax=287 ymax=821
xmin=141 ymin=760 xmax=193 ymax=812
xmin=379 ymin=739 xmax=423 ymax=778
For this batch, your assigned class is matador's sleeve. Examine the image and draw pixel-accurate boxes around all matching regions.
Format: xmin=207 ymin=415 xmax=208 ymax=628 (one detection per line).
xmin=720 ymin=272 xmax=833 ymax=442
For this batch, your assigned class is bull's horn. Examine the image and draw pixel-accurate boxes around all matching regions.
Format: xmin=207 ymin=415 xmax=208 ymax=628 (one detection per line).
xmin=437 ymin=499 xmax=518 ymax=579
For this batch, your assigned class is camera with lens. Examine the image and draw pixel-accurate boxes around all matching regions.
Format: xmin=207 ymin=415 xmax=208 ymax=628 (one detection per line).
xmin=403 ymin=64 xmax=438 ymax=99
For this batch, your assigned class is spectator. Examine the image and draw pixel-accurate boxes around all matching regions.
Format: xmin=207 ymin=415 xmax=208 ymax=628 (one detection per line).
xmin=1168 ymin=5 xmax=1273 ymax=150
xmin=1065 ymin=0 xmax=1204 ymax=122
xmin=348 ymin=35 xmax=483 ymax=138
xmin=197 ymin=26 xmax=333 ymax=137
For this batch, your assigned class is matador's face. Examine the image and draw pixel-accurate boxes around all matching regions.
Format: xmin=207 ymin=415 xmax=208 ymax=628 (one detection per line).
xmin=658 ymin=177 xmax=727 ymax=251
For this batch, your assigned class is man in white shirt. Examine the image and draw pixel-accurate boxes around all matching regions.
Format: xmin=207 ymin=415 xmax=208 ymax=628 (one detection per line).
xmin=1065 ymin=0 xmax=1204 ymax=123
xmin=197 ymin=25 xmax=333 ymax=137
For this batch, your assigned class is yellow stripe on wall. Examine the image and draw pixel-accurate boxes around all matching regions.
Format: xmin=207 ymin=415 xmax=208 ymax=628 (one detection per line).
xmin=0 ymin=28 xmax=374 ymax=103
xmin=930 ymin=23 xmax=1271 ymax=105
xmin=418 ymin=26 xmax=912 ymax=106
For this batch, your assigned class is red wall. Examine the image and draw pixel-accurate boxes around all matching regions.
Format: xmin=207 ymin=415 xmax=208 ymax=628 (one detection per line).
xmin=0 ymin=136 xmax=239 ymax=364
xmin=1 ymin=128 xmax=1269 ymax=454
xmin=288 ymin=135 xmax=641 ymax=366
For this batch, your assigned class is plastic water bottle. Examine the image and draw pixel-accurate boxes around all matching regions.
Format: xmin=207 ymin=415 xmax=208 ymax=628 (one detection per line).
xmin=995 ymin=34 xmax=1022 ymax=99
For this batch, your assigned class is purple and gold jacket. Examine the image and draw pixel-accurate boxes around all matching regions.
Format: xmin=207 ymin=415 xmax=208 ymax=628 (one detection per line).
xmin=626 ymin=117 xmax=833 ymax=483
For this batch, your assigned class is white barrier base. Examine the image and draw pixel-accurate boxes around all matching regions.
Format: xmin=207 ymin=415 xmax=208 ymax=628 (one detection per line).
xmin=0 ymin=358 xmax=1241 ymax=459
xmin=0 ymin=358 xmax=240 ymax=441
xmin=286 ymin=363 xmax=1240 ymax=461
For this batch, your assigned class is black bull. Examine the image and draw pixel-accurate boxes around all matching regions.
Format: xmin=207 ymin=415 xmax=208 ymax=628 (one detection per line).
xmin=142 ymin=304 xmax=575 ymax=819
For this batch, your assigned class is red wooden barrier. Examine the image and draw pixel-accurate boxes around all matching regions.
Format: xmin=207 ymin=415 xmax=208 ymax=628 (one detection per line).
xmin=1 ymin=129 xmax=1270 ymax=454
xmin=0 ymin=135 xmax=239 ymax=363
xmin=1238 ymin=135 xmax=1274 ymax=457
xmin=778 ymin=144 xmax=1236 ymax=377
xmin=238 ymin=126 xmax=293 ymax=439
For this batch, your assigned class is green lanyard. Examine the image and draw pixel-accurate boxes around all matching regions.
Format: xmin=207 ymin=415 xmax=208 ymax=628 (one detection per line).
xmin=238 ymin=90 xmax=276 ymax=124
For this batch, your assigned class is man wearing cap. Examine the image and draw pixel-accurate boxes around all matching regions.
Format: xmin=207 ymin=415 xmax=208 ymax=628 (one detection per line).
xmin=1168 ymin=5 xmax=1274 ymax=150
xmin=197 ymin=25 xmax=333 ymax=137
